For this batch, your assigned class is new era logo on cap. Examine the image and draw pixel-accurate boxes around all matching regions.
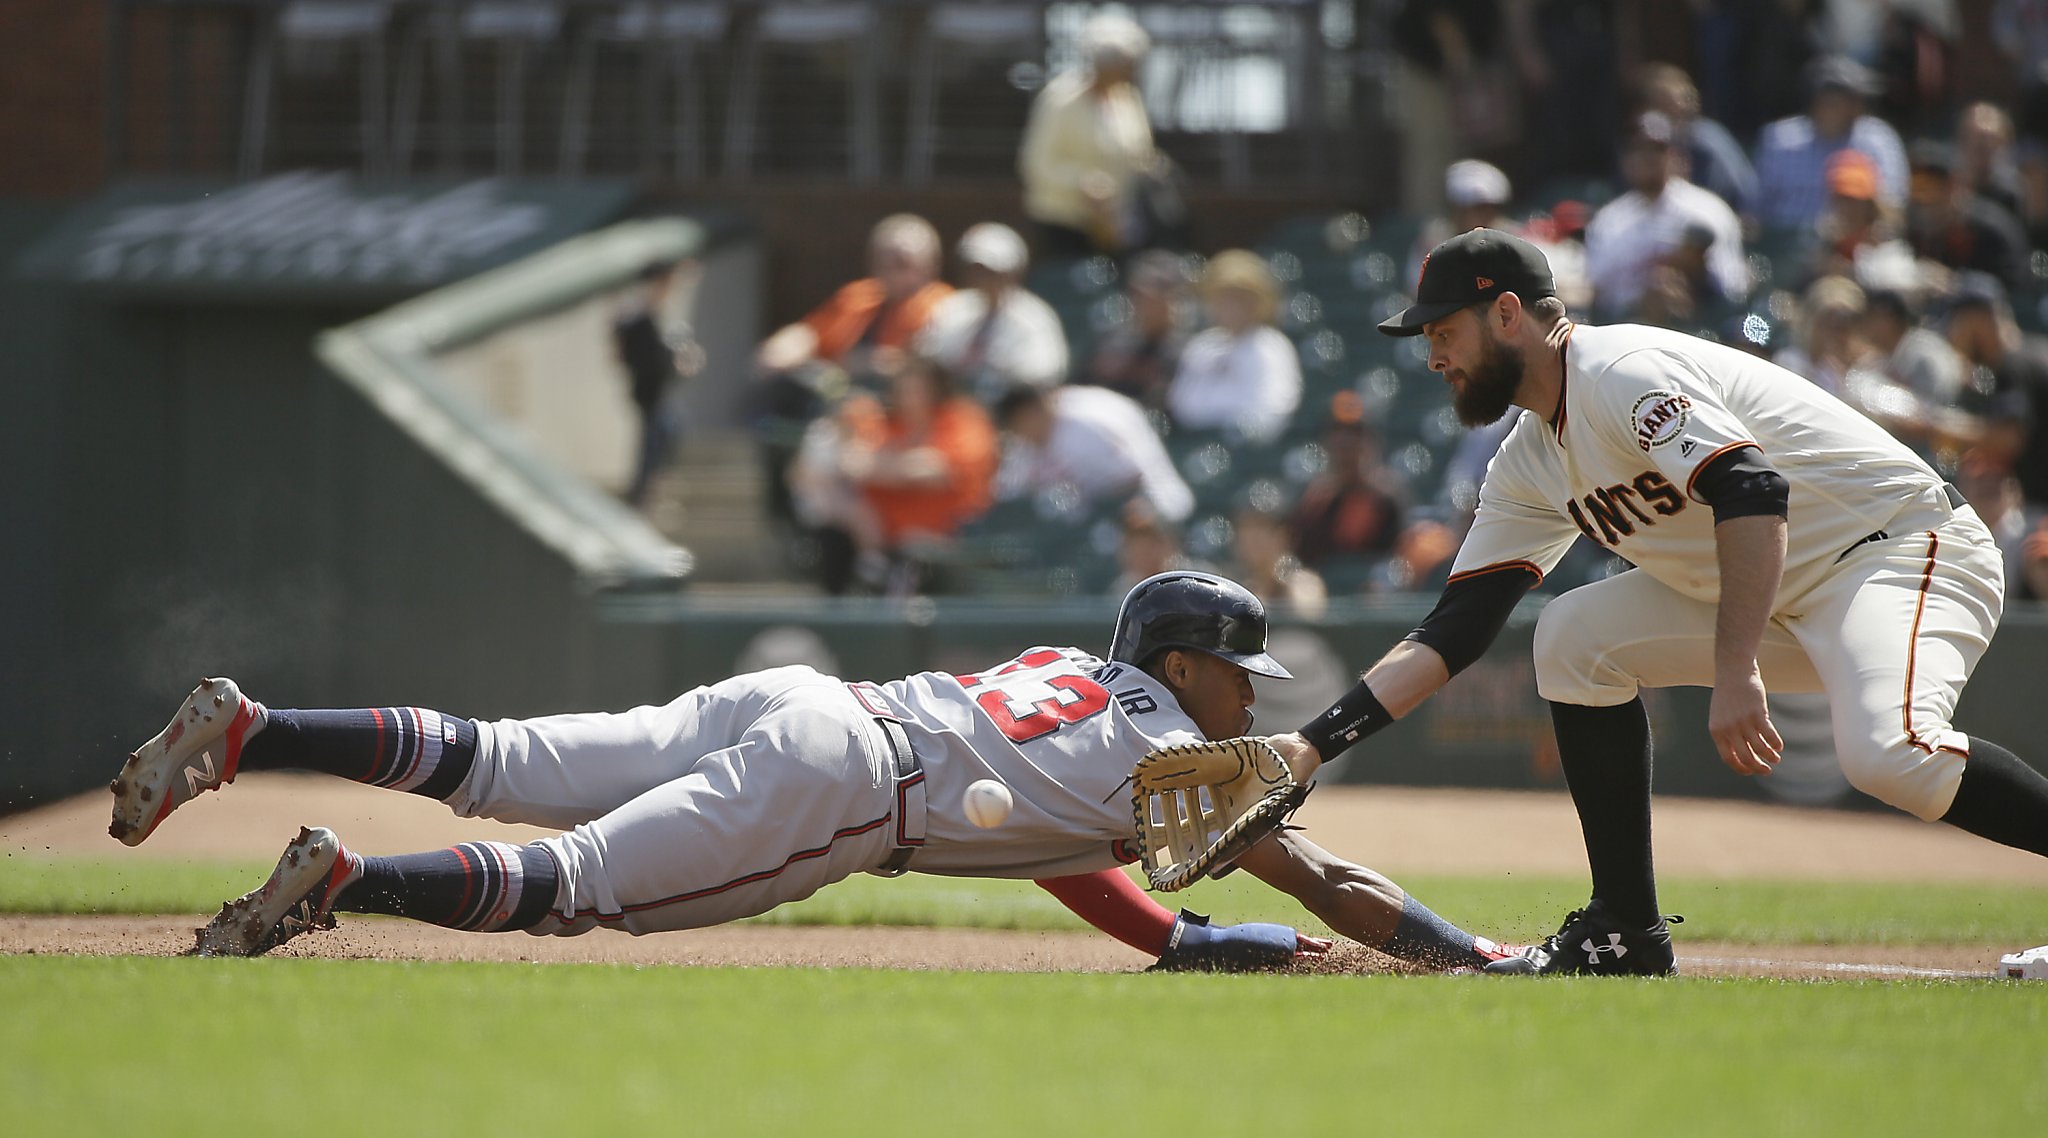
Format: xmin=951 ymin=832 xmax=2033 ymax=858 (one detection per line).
xmin=1476 ymin=277 xmax=1494 ymax=289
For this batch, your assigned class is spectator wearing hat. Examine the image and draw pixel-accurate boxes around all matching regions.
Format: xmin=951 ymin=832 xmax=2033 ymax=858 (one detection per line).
xmin=1906 ymin=140 xmax=2031 ymax=291
xmin=1947 ymin=272 xmax=2048 ymax=513
xmin=1406 ymin=159 xmax=1591 ymax=310
xmin=1082 ymin=249 xmax=1193 ymax=410
xmin=1019 ymin=13 xmax=1174 ymax=258
xmin=1860 ymin=288 xmax=1971 ymax=421
xmin=918 ymin=222 xmax=1069 ymax=403
xmin=1955 ymin=101 xmax=2026 ymax=221
xmin=1583 ymin=111 xmax=1749 ymax=320
xmin=1800 ymin=149 xmax=1918 ymax=292
xmin=1637 ymin=62 xmax=1755 ymax=214
xmin=1749 ymin=55 xmax=1908 ymax=232
xmin=1165 ymin=250 xmax=1302 ymax=443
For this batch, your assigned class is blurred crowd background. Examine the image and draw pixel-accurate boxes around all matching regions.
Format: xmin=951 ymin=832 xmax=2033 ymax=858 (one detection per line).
xmin=17 ymin=1 xmax=2048 ymax=611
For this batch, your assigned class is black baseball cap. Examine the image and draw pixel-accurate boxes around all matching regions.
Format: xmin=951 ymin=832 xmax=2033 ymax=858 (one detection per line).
xmin=1377 ymin=227 xmax=1557 ymax=337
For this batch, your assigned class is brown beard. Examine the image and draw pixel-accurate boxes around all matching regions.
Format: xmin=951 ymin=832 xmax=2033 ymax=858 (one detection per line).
xmin=1454 ymin=330 xmax=1525 ymax=427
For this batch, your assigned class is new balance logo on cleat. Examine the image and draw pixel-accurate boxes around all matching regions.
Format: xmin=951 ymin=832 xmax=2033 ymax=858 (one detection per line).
xmin=182 ymin=751 xmax=219 ymax=796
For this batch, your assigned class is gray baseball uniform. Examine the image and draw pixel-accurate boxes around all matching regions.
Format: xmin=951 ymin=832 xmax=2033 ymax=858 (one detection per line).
xmin=446 ymin=650 xmax=1202 ymax=935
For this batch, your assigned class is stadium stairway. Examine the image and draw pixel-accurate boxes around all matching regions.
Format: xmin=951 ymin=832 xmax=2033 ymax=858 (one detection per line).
xmin=646 ymin=431 xmax=794 ymax=586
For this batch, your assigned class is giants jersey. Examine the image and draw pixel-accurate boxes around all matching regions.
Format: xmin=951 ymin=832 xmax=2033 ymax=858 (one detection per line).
xmin=1452 ymin=323 xmax=1948 ymax=608
xmin=864 ymin=646 xmax=1204 ymax=879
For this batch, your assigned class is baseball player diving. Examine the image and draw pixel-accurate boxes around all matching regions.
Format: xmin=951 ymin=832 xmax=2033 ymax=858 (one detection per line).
xmin=1266 ymin=228 xmax=2048 ymax=975
xmin=109 ymin=572 xmax=1516 ymax=973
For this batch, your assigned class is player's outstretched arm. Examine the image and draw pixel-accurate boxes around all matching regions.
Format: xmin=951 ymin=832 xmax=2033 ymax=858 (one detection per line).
xmin=1236 ymin=830 xmax=1509 ymax=970
xmin=1269 ymin=640 xmax=1453 ymax=780
xmin=1033 ymin=868 xmax=1329 ymax=969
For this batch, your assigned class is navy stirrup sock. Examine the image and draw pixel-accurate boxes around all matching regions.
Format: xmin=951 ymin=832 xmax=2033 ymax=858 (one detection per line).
xmin=239 ymin=707 xmax=476 ymax=801
xmin=336 ymin=842 xmax=560 ymax=932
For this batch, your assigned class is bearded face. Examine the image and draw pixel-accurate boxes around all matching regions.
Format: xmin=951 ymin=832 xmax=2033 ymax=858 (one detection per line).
xmin=1453 ymin=323 xmax=1526 ymax=427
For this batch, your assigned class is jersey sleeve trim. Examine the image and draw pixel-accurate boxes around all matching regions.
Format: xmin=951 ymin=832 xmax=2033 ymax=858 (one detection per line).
xmin=1446 ymin=559 xmax=1547 ymax=586
xmin=1682 ymin=440 xmax=1761 ymax=503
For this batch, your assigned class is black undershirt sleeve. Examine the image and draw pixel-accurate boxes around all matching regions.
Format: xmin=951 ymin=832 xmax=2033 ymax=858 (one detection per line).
xmin=1402 ymin=565 xmax=1541 ymax=677
xmin=1692 ymin=445 xmax=1789 ymax=523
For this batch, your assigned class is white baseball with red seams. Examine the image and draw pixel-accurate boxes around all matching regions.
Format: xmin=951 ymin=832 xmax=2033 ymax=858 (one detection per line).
xmin=962 ymin=779 xmax=1015 ymax=828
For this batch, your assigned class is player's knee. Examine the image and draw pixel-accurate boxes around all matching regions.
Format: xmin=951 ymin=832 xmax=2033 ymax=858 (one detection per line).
xmin=1835 ymin=735 xmax=1961 ymax=822
xmin=1532 ymin=596 xmax=1628 ymax=704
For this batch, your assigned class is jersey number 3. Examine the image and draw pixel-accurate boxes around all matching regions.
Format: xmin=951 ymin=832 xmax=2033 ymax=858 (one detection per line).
xmin=958 ymin=649 xmax=1112 ymax=743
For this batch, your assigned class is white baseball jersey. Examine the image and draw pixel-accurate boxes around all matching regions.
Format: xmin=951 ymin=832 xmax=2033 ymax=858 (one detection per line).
xmin=1458 ymin=321 xmax=2005 ymax=822
xmin=1453 ymin=322 xmax=1949 ymax=609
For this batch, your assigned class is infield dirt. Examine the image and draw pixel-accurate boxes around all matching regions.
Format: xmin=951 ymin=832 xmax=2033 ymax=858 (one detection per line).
xmin=3 ymin=774 xmax=2041 ymax=978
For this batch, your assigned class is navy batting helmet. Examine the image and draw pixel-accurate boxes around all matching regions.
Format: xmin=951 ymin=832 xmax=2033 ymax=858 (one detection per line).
xmin=1108 ymin=572 xmax=1293 ymax=679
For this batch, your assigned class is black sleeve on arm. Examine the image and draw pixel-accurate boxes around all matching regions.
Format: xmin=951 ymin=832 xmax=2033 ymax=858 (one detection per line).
xmin=1402 ymin=565 xmax=1541 ymax=677
xmin=1692 ymin=445 xmax=1789 ymax=523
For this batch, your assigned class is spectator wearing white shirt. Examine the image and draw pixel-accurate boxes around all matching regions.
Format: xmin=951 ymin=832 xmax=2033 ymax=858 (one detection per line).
xmin=994 ymin=383 xmax=1193 ymax=523
xmin=1166 ymin=250 xmax=1301 ymax=443
xmin=1584 ymin=111 xmax=1749 ymax=320
xmin=918 ymin=222 xmax=1070 ymax=403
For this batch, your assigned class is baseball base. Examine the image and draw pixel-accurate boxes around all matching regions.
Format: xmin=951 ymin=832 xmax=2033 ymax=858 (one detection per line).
xmin=1996 ymin=945 xmax=2048 ymax=980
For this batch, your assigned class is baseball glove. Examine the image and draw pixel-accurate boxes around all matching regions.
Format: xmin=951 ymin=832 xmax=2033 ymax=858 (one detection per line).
xmin=1129 ymin=737 xmax=1310 ymax=892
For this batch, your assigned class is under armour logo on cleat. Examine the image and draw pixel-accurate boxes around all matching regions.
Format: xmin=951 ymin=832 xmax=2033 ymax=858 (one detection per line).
xmin=1581 ymin=932 xmax=1628 ymax=965
xmin=183 ymin=751 xmax=219 ymax=796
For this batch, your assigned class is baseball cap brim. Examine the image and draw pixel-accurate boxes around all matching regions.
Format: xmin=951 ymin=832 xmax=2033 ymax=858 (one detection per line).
xmin=1211 ymin=648 xmax=1294 ymax=680
xmin=1377 ymin=298 xmax=1474 ymax=337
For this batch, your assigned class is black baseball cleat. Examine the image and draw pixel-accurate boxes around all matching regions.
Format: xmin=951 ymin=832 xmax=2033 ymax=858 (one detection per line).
xmin=1483 ymin=901 xmax=1684 ymax=976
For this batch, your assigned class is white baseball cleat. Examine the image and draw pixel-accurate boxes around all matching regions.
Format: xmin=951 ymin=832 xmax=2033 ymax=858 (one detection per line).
xmin=193 ymin=826 xmax=363 ymax=958
xmin=109 ymin=677 xmax=263 ymax=846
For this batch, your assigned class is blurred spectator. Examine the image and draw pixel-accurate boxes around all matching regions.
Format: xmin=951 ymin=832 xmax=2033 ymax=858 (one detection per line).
xmin=787 ymin=356 xmax=998 ymax=596
xmin=1812 ymin=0 xmax=1959 ymax=133
xmin=1955 ymin=101 xmax=2025 ymax=219
xmin=1288 ymin=401 xmax=1406 ymax=572
xmin=1801 ymin=150 xmax=1919 ymax=292
xmin=1166 ymin=250 xmax=1302 ymax=442
xmin=1637 ymin=62 xmax=1756 ymax=213
xmin=1906 ymin=141 xmax=2030 ymax=291
xmin=753 ymin=215 xmax=953 ymax=523
xmin=1504 ymin=0 xmax=1638 ymax=189
xmin=1690 ymin=0 xmax=1814 ymax=140
xmin=1229 ymin=499 xmax=1327 ymax=618
xmin=1776 ymin=275 xmax=1876 ymax=398
xmin=1750 ymin=55 xmax=1908 ymax=232
xmin=1389 ymin=0 xmax=1507 ymax=214
xmin=1584 ymin=112 xmax=1749 ymax=320
xmin=994 ymin=384 xmax=1193 ymax=523
xmin=1109 ymin=501 xmax=1203 ymax=595
xmin=1993 ymin=0 xmax=2048 ymax=95
xmin=2024 ymin=517 xmax=2048 ymax=599
xmin=1019 ymin=14 xmax=1182 ymax=259
xmin=612 ymin=259 xmax=704 ymax=508
xmin=919 ymin=223 xmax=1068 ymax=403
xmin=1955 ymin=453 xmax=2035 ymax=598
xmin=1082 ymin=250 xmax=1193 ymax=409
xmin=1946 ymin=272 xmax=2048 ymax=511
xmin=1407 ymin=159 xmax=1592 ymax=309
xmin=1860 ymin=288 xmax=1966 ymax=407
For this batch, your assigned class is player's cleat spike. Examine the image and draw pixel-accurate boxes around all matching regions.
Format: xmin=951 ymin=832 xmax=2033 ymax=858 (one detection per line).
xmin=108 ymin=677 xmax=262 ymax=846
xmin=192 ymin=827 xmax=362 ymax=958
xmin=1482 ymin=901 xmax=1682 ymax=977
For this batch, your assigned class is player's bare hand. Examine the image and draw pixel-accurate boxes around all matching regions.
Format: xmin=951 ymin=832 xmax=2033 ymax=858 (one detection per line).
xmin=1296 ymin=933 xmax=1333 ymax=956
xmin=1709 ymin=669 xmax=1783 ymax=776
xmin=1263 ymin=731 xmax=1324 ymax=783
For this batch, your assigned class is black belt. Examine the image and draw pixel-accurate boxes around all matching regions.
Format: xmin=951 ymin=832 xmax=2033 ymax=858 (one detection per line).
xmin=1837 ymin=483 xmax=1967 ymax=563
xmin=874 ymin=716 xmax=921 ymax=876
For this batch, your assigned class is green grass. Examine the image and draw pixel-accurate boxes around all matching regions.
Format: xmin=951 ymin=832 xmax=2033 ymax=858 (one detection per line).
xmin=3 ymin=956 xmax=2043 ymax=1137
xmin=6 ymin=854 xmax=2045 ymax=945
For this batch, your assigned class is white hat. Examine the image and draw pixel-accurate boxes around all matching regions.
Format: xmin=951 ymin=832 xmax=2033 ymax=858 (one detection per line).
xmin=1080 ymin=13 xmax=1150 ymax=67
xmin=1445 ymin=159 xmax=1511 ymax=208
xmin=958 ymin=222 xmax=1028 ymax=274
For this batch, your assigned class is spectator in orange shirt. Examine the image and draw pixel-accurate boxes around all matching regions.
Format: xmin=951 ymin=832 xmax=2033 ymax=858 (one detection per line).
xmin=789 ymin=356 xmax=998 ymax=595
xmin=754 ymin=214 xmax=955 ymax=525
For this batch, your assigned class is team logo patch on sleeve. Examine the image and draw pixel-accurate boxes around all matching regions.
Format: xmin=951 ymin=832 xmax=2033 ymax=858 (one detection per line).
xmin=1630 ymin=391 xmax=1693 ymax=452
